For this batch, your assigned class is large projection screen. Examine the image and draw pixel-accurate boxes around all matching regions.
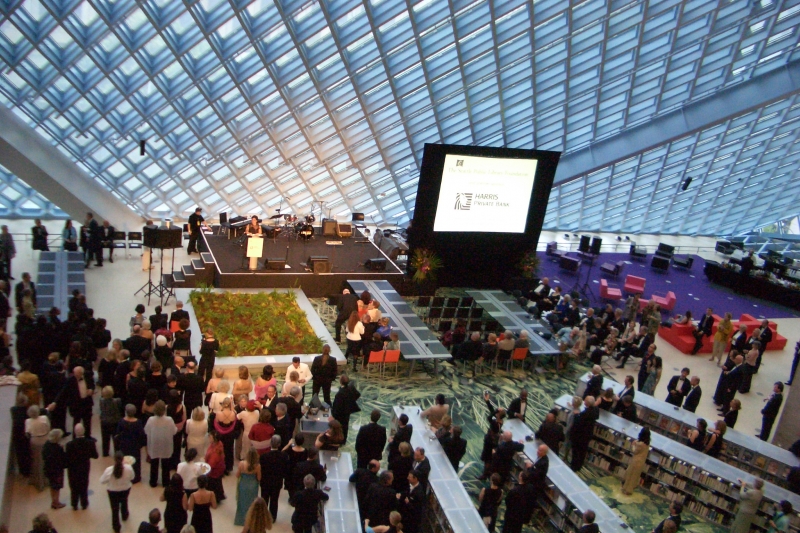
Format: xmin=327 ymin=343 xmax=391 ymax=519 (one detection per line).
xmin=408 ymin=144 xmax=559 ymax=288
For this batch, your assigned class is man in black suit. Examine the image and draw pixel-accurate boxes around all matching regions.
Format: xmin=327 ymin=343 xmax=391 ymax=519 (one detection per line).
xmin=349 ymin=459 xmax=379 ymax=520
xmin=652 ymin=502 xmax=682 ymax=533
xmin=438 ymin=425 xmax=467 ymax=470
xmin=14 ymin=272 xmax=36 ymax=312
xmin=51 ymin=366 xmax=95 ymax=436
xmin=290 ymin=474 xmax=329 ymax=533
xmin=682 ymin=377 xmax=702 ymax=413
xmin=584 ymin=366 xmax=603 ymax=399
xmin=99 ymin=220 xmax=115 ymax=262
xmin=617 ymin=328 xmax=653 ymax=369
xmin=760 ymin=382 xmax=784 ymax=441
xmin=275 ymin=388 xmax=303 ymax=425
xmin=453 ymin=332 xmax=483 ymax=368
xmin=526 ymin=444 xmax=550 ymax=496
xmin=502 ymin=471 xmax=537 ymax=533
xmin=507 ymin=390 xmax=528 ymax=422
xmin=399 ymin=470 xmax=427 ymax=533
xmin=411 ymin=447 xmax=431 ymax=488
xmin=730 ymin=325 xmax=749 ymax=358
xmin=492 ymin=431 xmax=525 ymax=483
xmin=535 ymin=412 xmax=565 ymax=454
xmin=387 ymin=414 xmax=412 ymax=461
xmin=334 ymin=289 xmax=359 ymax=343
xmin=614 ymin=395 xmax=638 ymax=423
xmin=614 ymin=375 xmax=636 ymax=404
xmin=692 ymin=307 xmax=715 ymax=354
xmin=84 ymin=212 xmax=103 ymax=267
xmin=570 ymin=396 xmax=599 ymax=472
xmin=365 ymin=470 xmax=396 ymax=527
xmin=331 ymin=375 xmax=361 ymax=441
xmin=355 ymin=410 xmax=386 ymax=468
xmin=65 ymin=423 xmax=98 ymax=510
xmin=178 ymin=362 xmax=205 ymax=415
xmin=169 ymin=301 xmax=190 ymax=327
xmin=124 ymin=325 xmax=151 ymax=360
xmin=291 ymin=448 xmax=327 ymax=496
xmin=259 ymin=435 xmax=288 ymax=521
xmin=717 ymin=354 xmax=744 ymax=413
xmin=665 ymin=367 xmax=691 ymax=406
xmin=755 ymin=320 xmax=773 ymax=372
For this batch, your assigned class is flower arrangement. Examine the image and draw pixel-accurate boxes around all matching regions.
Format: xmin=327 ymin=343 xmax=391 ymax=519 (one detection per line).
xmin=411 ymin=248 xmax=443 ymax=283
xmin=517 ymin=250 xmax=540 ymax=279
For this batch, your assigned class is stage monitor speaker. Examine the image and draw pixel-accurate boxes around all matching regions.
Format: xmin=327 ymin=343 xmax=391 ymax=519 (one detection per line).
xmin=365 ymin=258 xmax=387 ymax=271
xmin=322 ymin=219 xmax=337 ymax=236
xmin=336 ymin=223 xmax=353 ymax=238
xmin=219 ymin=212 xmax=228 ymax=225
xmin=579 ymin=235 xmax=591 ymax=253
xmin=590 ymin=237 xmax=602 ymax=255
xmin=352 ymin=212 xmax=365 ymax=222
xmin=265 ymin=258 xmax=285 ymax=270
xmin=313 ymin=260 xmax=331 ymax=273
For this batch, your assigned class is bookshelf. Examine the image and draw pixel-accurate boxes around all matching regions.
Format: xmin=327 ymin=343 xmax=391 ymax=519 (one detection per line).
xmin=391 ymin=406 xmax=489 ymax=533
xmin=577 ymin=372 xmax=800 ymax=489
xmin=319 ymin=450 xmax=361 ymax=533
xmin=504 ymin=418 xmax=630 ymax=533
xmin=554 ymin=394 xmax=800 ymax=531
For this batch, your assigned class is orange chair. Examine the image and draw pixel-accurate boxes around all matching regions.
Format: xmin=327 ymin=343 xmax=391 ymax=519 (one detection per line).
xmin=366 ymin=350 xmax=385 ymax=377
xmin=507 ymin=347 xmax=529 ymax=372
xmin=383 ymin=350 xmax=401 ymax=377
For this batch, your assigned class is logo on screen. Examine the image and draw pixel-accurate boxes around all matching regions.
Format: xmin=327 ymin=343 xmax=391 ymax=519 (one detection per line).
xmin=456 ymin=160 xmax=464 ymax=166
xmin=454 ymin=193 xmax=473 ymax=210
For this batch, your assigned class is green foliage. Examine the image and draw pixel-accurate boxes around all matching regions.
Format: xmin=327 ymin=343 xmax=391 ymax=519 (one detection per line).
xmin=188 ymin=290 xmax=323 ymax=357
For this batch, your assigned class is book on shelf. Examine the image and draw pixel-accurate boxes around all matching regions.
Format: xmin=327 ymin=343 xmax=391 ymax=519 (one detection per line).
xmin=668 ymin=421 xmax=681 ymax=434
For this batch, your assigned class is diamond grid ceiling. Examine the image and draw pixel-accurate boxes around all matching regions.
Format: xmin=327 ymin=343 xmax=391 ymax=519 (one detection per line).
xmin=0 ymin=0 xmax=798 ymax=234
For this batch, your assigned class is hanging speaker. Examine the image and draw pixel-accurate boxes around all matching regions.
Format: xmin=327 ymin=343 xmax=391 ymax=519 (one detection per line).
xmin=139 ymin=140 xmax=146 ymax=156
xmin=682 ymin=177 xmax=692 ymax=191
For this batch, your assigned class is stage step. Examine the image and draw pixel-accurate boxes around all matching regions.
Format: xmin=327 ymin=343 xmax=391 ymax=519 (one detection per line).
xmin=182 ymin=264 xmax=195 ymax=277
xmin=201 ymin=252 xmax=214 ymax=265
xmin=191 ymin=258 xmax=204 ymax=271
xmin=162 ymin=273 xmax=175 ymax=288
xmin=173 ymin=270 xmax=185 ymax=283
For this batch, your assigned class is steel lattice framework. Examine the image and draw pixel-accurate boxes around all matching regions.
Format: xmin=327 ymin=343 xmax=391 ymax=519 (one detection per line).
xmin=0 ymin=0 xmax=799 ymax=234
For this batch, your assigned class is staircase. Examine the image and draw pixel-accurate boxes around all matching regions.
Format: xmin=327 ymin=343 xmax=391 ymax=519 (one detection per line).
xmin=164 ymin=252 xmax=215 ymax=290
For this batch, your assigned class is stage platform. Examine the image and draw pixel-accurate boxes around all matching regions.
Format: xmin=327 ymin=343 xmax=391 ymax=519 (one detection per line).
xmin=189 ymin=227 xmax=405 ymax=297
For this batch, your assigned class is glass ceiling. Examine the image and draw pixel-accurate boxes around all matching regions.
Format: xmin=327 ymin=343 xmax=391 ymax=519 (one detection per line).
xmin=0 ymin=0 xmax=799 ymax=235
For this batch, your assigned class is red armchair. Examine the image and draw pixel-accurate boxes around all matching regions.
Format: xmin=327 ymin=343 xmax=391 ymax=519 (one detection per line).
xmin=623 ymin=275 xmax=646 ymax=295
xmin=600 ymin=279 xmax=622 ymax=301
xmin=651 ymin=291 xmax=677 ymax=312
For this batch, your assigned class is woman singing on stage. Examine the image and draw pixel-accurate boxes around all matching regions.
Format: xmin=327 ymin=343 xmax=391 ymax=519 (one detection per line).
xmin=245 ymin=216 xmax=262 ymax=235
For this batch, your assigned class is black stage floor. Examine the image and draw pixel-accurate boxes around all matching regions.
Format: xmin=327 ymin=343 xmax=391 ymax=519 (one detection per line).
xmin=199 ymin=228 xmax=405 ymax=296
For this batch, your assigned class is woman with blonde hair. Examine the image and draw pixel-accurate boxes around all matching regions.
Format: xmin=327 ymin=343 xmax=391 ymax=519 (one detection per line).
xmin=185 ymin=407 xmax=208 ymax=458
xmin=205 ymin=367 xmax=225 ymax=406
xmin=235 ymin=448 xmax=262 ymax=526
xmin=365 ymin=511 xmax=403 ymax=533
xmin=214 ymin=397 xmax=237 ymax=474
xmin=26 ymin=404 xmax=50 ymax=491
xmin=283 ymin=370 xmax=301 ymax=396
xmin=242 ymin=496 xmax=273 ymax=532
xmin=209 ymin=380 xmax=231 ymax=414
xmin=232 ymin=365 xmax=253 ymax=399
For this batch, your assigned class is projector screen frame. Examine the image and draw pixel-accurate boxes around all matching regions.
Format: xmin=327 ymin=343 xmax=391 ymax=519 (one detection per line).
xmin=408 ymin=143 xmax=560 ymax=288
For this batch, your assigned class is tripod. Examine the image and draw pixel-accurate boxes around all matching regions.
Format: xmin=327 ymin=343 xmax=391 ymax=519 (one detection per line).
xmin=134 ymin=246 xmax=159 ymax=305
xmin=570 ymin=254 xmax=596 ymax=304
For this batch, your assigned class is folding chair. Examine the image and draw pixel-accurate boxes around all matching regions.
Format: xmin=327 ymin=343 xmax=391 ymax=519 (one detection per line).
xmin=493 ymin=348 xmax=512 ymax=373
xmin=366 ymin=350 xmax=385 ymax=377
xmin=112 ymin=231 xmax=126 ymax=257
xmin=127 ymin=231 xmax=143 ymax=257
xmin=383 ymin=350 xmax=401 ymax=377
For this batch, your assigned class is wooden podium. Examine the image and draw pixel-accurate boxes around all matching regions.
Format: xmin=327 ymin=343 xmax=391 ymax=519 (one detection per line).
xmin=246 ymin=235 xmax=264 ymax=270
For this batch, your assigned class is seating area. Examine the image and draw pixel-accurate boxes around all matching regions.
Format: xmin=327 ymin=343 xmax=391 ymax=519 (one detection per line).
xmin=672 ymin=255 xmax=694 ymax=269
xmin=558 ymin=254 xmax=581 ymax=272
xmin=658 ymin=313 xmax=789 ymax=354
xmin=600 ymin=279 xmax=622 ymax=301
xmin=629 ymin=242 xmax=647 ymax=260
xmin=623 ymin=274 xmax=646 ymax=295
xmin=651 ymin=255 xmax=670 ymax=272
xmin=600 ymin=260 xmax=624 ymax=277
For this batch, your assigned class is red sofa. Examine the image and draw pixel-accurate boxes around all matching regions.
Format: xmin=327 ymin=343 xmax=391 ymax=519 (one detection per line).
xmin=658 ymin=313 xmax=788 ymax=355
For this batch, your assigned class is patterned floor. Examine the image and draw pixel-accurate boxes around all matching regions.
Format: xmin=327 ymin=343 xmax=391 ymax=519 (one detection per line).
xmin=307 ymin=296 xmax=731 ymax=533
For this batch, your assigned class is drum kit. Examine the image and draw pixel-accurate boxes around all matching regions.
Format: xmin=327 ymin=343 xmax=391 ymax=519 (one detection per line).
xmin=266 ymin=213 xmax=316 ymax=241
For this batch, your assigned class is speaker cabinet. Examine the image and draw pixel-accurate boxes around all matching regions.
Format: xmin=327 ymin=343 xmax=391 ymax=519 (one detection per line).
xmin=590 ymin=237 xmax=602 ymax=255
xmin=336 ymin=223 xmax=353 ymax=238
xmin=142 ymin=225 xmax=159 ymax=248
xmin=313 ymin=260 xmax=331 ymax=273
xmin=579 ymin=235 xmax=591 ymax=253
xmin=219 ymin=212 xmax=228 ymax=225
xmin=265 ymin=258 xmax=285 ymax=270
xmin=322 ymin=219 xmax=337 ymax=236
xmin=365 ymin=258 xmax=387 ymax=271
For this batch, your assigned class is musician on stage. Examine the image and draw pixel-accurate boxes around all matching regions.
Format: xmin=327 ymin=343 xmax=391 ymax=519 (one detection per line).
xmin=245 ymin=216 xmax=263 ymax=235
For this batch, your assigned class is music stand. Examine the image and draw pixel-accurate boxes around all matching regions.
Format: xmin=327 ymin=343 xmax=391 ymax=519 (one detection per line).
xmin=135 ymin=226 xmax=182 ymax=306
xmin=570 ymin=253 xmax=597 ymax=304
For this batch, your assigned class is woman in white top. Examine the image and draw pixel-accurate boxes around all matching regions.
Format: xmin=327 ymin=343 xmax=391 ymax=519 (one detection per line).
xmin=185 ymin=407 xmax=208 ymax=458
xmin=176 ymin=447 xmax=202 ymax=495
xmin=208 ymin=380 xmax=231 ymax=414
xmin=367 ymin=300 xmax=382 ymax=322
xmin=344 ymin=311 xmax=365 ymax=365
xmin=144 ymin=400 xmax=178 ymax=488
xmin=282 ymin=371 xmax=301 ymax=396
xmin=100 ymin=451 xmax=135 ymax=533
xmin=236 ymin=400 xmax=261 ymax=458
xmin=25 ymin=404 xmax=50 ymax=491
